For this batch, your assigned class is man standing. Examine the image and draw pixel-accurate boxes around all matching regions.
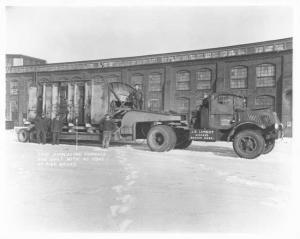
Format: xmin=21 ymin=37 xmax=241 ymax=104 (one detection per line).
xmin=134 ymin=84 xmax=143 ymax=110
xmin=35 ymin=113 xmax=48 ymax=144
xmin=51 ymin=114 xmax=64 ymax=145
xmin=99 ymin=114 xmax=116 ymax=148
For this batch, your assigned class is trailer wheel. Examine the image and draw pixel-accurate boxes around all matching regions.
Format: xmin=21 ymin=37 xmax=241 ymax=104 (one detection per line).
xmin=233 ymin=130 xmax=265 ymax=159
xmin=263 ymin=139 xmax=275 ymax=154
xmin=17 ymin=129 xmax=29 ymax=142
xmin=147 ymin=125 xmax=177 ymax=152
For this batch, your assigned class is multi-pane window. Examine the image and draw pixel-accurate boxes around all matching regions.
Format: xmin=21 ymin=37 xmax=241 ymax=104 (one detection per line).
xmin=230 ymin=66 xmax=247 ymax=89
xmin=256 ymin=64 xmax=276 ymax=87
xmin=131 ymin=74 xmax=143 ymax=89
xmin=218 ymin=95 xmax=247 ymax=108
xmin=148 ymin=99 xmax=160 ymax=111
xmin=255 ymin=95 xmax=275 ymax=110
xmin=13 ymin=58 xmax=23 ymax=66
xmin=196 ymin=69 xmax=212 ymax=90
xmin=10 ymin=81 xmax=18 ymax=95
xmin=175 ymin=98 xmax=189 ymax=112
xmin=176 ymin=71 xmax=191 ymax=90
xmin=149 ymin=73 xmax=162 ymax=91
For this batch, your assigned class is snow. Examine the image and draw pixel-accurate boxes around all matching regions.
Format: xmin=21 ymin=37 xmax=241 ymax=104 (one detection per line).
xmin=1 ymin=130 xmax=293 ymax=234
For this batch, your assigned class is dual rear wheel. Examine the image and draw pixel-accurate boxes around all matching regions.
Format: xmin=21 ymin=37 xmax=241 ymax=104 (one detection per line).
xmin=147 ymin=125 xmax=192 ymax=152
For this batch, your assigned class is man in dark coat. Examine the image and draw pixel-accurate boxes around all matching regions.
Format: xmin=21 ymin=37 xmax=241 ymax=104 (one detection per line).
xmin=51 ymin=114 xmax=64 ymax=145
xmin=99 ymin=114 xmax=116 ymax=148
xmin=35 ymin=113 xmax=48 ymax=144
xmin=134 ymin=84 xmax=143 ymax=110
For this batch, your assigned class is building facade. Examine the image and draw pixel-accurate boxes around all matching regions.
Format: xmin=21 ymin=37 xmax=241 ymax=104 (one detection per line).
xmin=6 ymin=38 xmax=293 ymax=136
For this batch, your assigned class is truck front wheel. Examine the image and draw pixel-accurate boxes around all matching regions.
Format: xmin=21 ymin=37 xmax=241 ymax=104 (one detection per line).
xmin=147 ymin=125 xmax=177 ymax=152
xmin=233 ymin=130 xmax=265 ymax=159
xmin=17 ymin=129 xmax=29 ymax=142
xmin=263 ymin=139 xmax=275 ymax=154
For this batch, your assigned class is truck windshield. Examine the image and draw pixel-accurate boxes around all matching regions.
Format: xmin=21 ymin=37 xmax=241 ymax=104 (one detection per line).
xmin=217 ymin=94 xmax=246 ymax=110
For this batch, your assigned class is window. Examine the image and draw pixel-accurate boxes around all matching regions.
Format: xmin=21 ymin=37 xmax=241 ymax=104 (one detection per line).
xmin=10 ymin=81 xmax=18 ymax=95
xmin=256 ymin=64 xmax=275 ymax=87
xmin=196 ymin=69 xmax=211 ymax=90
xmin=148 ymin=99 xmax=160 ymax=111
xmin=149 ymin=73 xmax=162 ymax=91
xmin=13 ymin=58 xmax=23 ymax=66
xmin=218 ymin=95 xmax=247 ymax=108
xmin=131 ymin=74 xmax=143 ymax=89
xmin=175 ymin=98 xmax=189 ymax=112
xmin=230 ymin=66 xmax=247 ymax=89
xmin=255 ymin=95 xmax=275 ymax=110
xmin=176 ymin=71 xmax=190 ymax=90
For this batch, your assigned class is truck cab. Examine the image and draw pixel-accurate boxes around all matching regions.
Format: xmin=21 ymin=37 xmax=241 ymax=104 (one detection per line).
xmin=191 ymin=92 xmax=283 ymax=159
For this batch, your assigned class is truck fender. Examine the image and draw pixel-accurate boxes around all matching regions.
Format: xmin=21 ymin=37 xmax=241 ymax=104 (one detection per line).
xmin=227 ymin=121 xmax=264 ymax=141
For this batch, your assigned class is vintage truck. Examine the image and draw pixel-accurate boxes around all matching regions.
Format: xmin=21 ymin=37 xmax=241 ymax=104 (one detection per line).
xmin=15 ymin=78 xmax=282 ymax=159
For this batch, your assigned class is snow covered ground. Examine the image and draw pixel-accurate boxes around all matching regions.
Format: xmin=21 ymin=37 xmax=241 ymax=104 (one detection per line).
xmin=1 ymin=130 xmax=293 ymax=233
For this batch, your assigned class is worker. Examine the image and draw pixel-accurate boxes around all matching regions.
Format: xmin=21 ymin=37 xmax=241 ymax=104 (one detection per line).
xmin=134 ymin=84 xmax=143 ymax=110
xmin=128 ymin=85 xmax=144 ymax=110
xmin=51 ymin=114 xmax=64 ymax=145
xmin=35 ymin=113 xmax=48 ymax=144
xmin=99 ymin=114 xmax=116 ymax=148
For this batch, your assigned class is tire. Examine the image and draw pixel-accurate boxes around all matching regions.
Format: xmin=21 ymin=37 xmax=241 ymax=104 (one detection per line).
xmin=263 ymin=139 xmax=275 ymax=154
xmin=233 ymin=130 xmax=265 ymax=159
xmin=29 ymin=130 xmax=37 ymax=143
xmin=147 ymin=125 xmax=177 ymax=152
xmin=175 ymin=139 xmax=192 ymax=149
xmin=17 ymin=129 xmax=29 ymax=142
xmin=174 ymin=129 xmax=192 ymax=149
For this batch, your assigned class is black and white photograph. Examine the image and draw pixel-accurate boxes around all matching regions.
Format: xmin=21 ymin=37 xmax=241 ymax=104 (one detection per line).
xmin=0 ymin=0 xmax=298 ymax=238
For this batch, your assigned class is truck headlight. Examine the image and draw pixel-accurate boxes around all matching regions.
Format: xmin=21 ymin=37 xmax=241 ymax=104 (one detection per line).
xmin=274 ymin=123 xmax=279 ymax=130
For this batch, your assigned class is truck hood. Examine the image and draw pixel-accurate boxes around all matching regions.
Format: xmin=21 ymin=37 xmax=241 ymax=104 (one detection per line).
xmin=236 ymin=108 xmax=279 ymax=128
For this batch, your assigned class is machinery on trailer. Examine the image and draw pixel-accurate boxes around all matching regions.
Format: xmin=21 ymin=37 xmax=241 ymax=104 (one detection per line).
xmin=15 ymin=77 xmax=282 ymax=159
xmin=15 ymin=79 xmax=191 ymax=152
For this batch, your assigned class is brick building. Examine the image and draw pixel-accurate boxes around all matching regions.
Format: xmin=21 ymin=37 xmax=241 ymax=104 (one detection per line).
xmin=5 ymin=37 xmax=293 ymax=136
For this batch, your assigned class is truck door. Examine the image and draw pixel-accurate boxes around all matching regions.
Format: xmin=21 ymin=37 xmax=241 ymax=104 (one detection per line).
xmin=209 ymin=94 xmax=234 ymax=129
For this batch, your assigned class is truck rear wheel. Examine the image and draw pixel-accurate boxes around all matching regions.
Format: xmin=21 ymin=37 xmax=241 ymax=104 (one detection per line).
xmin=174 ymin=129 xmax=192 ymax=149
xmin=233 ymin=130 xmax=265 ymax=159
xmin=263 ymin=139 xmax=275 ymax=154
xmin=147 ymin=125 xmax=177 ymax=152
xmin=17 ymin=129 xmax=29 ymax=142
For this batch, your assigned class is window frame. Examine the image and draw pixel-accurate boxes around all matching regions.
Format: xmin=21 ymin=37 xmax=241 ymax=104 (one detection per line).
xmin=255 ymin=63 xmax=276 ymax=88
xmin=148 ymin=73 xmax=162 ymax=92
xmin=176 ymin=70 xmax=191 ymax=91
xmin=196 ymin=68 xmax=212 ymax=90
xmin=230 ymin=66 xmax=248 ymax=89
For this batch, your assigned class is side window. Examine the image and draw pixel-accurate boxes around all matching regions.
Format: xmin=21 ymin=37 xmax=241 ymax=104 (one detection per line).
xmin=10 ymin=81 xmax=18 ymax=95
xmin=256 ymin=64 xmax=276 ymax=87
xmin=149 ymin=73 xmax=162 ymax=92
xmin=131 ymin=74 xmax=144 ymax=89
xmin=196 ymin=69 xmax=212 ymax=90
xmin=230 ymin=66 xmax=247 ymax=89
xmin=148 ymin=99 xmax=160 ymax=112
xmin=176 ymin=71 xmax=191 ymax=90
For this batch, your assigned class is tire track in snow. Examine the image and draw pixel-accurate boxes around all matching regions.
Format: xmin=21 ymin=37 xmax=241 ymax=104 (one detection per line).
xmin=109 ymin=147 xmax=138 ymax=231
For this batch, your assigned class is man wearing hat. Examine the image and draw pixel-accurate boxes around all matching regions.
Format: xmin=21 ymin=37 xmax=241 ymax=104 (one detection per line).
xmin=35 ymin=113 xmax=48 ymax=144
xmin=51 ymin=114 xmax=64 ymax=145
xmin=99 ymin=114 xmax=116 ymax=148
